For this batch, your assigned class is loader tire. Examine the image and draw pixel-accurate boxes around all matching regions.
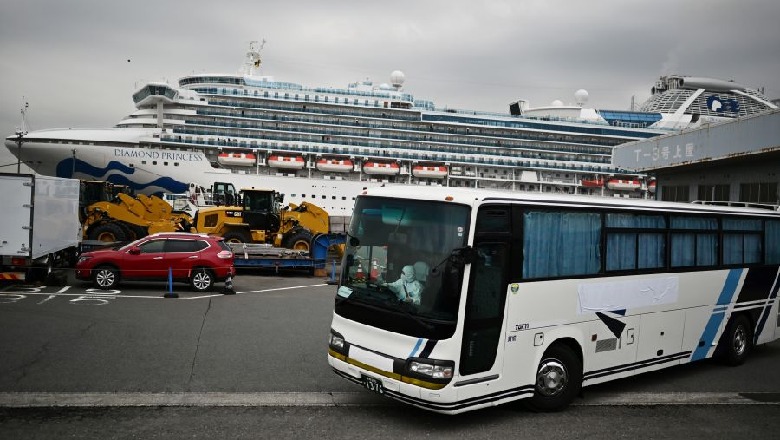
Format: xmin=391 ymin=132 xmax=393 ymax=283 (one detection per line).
xmin=223 ymin=230 xmax=252 ymax=244
xmin=88 ymin=223 xmax=126 ymax=243
xmin=283 ymin=229 xmax=313 ymax=252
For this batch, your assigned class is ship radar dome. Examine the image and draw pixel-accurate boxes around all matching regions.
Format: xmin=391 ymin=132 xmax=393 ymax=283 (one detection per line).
xmin=390 ymin=70 xmax=406 ymax=88
xmin=574 ymin=89 xmax=589 ymax=106
xmin=551 ymin=99 xmax=564 ymax=107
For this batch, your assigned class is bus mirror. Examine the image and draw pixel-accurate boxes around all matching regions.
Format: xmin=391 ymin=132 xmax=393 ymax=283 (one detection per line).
xmin=449 ymin=246 xmax=476 ymax=266
xmin=349 ymin=236 xmax=360 ymax=246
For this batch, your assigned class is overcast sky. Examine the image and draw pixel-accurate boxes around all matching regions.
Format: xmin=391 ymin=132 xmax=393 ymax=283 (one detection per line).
xmin=1 ymin=0 xmax=779 ymax=168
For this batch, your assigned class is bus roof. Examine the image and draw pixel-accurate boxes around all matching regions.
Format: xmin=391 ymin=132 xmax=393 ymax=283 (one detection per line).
xmin=360 ymin=186 xmax=780 ymax=218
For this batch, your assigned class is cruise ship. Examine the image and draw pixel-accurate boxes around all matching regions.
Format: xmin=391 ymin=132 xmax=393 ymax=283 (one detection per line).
xmin=5 ymin=42 xmax=777 ymax=222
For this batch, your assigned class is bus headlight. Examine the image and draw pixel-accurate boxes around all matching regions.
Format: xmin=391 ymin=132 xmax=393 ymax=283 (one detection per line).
xmin=328 ymin=330 xmax=348 ymax=356
xmin=407 ymin=358 xmax=454 ymax=380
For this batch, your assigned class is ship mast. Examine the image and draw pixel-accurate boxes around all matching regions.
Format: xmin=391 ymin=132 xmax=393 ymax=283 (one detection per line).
xmin=15 ymin=100 xmax=28 ymax=174
xmin=243 ymin=39 xmax=266 ymax=76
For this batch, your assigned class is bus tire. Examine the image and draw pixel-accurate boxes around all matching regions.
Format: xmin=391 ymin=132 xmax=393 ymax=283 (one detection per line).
xmin=525 ymin=344 xmax=582 ymax=412
xmin=717 ymin=314 xmax=752 ymax=366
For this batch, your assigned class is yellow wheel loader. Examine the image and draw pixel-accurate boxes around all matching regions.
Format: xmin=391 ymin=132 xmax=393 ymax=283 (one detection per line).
xmin=193 ymin=187 xmax=329 ymax=252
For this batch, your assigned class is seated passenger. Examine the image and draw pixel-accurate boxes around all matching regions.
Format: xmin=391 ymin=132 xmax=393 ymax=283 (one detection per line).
xmin=385 ymin=265 xmax=421 ymax=305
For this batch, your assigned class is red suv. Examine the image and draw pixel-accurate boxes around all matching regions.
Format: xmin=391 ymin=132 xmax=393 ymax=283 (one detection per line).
xmin=75 ymin=232 xmax=235 ymax=291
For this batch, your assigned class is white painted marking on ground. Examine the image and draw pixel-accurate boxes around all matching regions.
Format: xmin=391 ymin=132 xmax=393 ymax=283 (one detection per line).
xmin=0 ymin=282 xmax=330 ymax=304
xmin=0 ymin=392 xmax=775 ymax=408
xmin=242 ymin=284 xmax=328 ymax=294
xmin=36 ymin=295 xmax=57 ymax=305
xmin=184 ymin=294 xmax=225 ymax=300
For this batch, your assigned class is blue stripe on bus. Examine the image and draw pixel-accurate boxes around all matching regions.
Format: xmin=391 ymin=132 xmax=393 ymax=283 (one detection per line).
xmin=691 ymin=268 xmax=743 ymax=361
xmin=754 ymin=268 xmax=780 ymax=344
xmin=409 ymin=338 xmax=424 ymax=358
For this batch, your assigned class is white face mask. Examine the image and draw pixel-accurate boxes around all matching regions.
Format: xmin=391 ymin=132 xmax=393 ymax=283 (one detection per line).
xmin=401 ymin=268 xmax=415 ymax=283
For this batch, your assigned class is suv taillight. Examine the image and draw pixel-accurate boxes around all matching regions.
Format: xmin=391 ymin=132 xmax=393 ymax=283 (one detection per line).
xmin=217 ymin=250 xmax=233 ymax=259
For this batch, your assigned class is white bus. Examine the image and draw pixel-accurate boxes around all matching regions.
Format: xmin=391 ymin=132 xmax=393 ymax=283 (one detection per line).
xmin=327 ymin=186 xmax=780 ymax=413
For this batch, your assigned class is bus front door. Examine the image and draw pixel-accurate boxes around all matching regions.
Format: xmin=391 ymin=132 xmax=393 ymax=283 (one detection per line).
xmin=459 ymin=241 xmax=509 ymax=376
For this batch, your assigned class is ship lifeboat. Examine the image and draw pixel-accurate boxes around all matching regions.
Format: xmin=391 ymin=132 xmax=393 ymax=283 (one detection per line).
xmin=363 ymin=161 xmax=400 ymax=176
xmin=412 ymin=165 xmax=448 ymax=179
xmin=316 ymin=158 xmax=354 ymax=173
xmin=647 ymin=180 xmax=657 ymax=193
xmin=268 ymin=155 xmax=305 ymax=170
xmin=217 ymin=152 xmax=256 ymax=167
xmin=606 ymin=179 xmax=641 ymax=191
xmin=581 ymin=178 xmax=604 ymax=188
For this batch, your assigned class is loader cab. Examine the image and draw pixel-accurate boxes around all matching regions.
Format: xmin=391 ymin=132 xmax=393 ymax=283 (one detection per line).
xmin=241 ymin=189 xmax=282 ymax=233
xmin=79 ymin=180 xmax=115 ymax=223
xmin=80 ymin=180 xmax=112 ymax=206
xmin=211 ymin=182 xmax=239 ymax=206
xmin=110 ymin=184 xmax=134 ymax=199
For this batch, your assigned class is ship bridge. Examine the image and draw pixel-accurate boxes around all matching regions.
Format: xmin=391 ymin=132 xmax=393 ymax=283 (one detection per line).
xmin=133 ymin=83 xmax=178 ymax=129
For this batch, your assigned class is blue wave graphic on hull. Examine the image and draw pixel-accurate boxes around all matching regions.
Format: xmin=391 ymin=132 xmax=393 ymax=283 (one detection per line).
xmin=56 ymin=158 xmax=188 ymax=194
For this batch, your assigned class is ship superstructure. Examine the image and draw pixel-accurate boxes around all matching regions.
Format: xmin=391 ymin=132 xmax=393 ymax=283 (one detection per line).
xmin=5 ymin=42 xmax=777 ymax=222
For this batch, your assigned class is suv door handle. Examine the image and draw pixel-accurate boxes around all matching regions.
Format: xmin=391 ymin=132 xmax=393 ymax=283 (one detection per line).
xmin=154 ymin=256 xmax=164 ymax=260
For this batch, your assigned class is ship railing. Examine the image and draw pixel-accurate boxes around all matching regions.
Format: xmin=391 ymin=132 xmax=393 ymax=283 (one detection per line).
xmin=179 ymin=110 xmax=621 ymax=157
xmin=159 ymin=131 xmax=621 ymax=175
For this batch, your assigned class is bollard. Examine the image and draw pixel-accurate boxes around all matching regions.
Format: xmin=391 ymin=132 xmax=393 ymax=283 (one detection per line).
xmin=164 ymin=267 xmax=179 ymax=298
xmin=222 ymin=274 xmax=235 ymax=295
xmin=326 ymin=259 xmax=339 ymax=285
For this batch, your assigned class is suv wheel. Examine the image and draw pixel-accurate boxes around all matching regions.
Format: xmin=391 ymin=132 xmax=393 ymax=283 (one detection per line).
xmin=191 ymin=269 xmax=214 ymax=292
xmin=93 ymin=266 xmax=119 ymax=289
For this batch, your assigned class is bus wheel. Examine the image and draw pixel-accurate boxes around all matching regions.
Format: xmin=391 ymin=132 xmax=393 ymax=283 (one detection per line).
xmin=717 ymin=314 xmax=753 ymax=366
xmin=526 ymin=344 xmax=582 ymax=412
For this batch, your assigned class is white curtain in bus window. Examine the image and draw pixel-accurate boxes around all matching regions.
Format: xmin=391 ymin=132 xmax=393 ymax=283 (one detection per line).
xmin=766 ymin=220 xmax=780 ymax=264
xmin=605 ymin=213 xmax=666 ymax=271
xmin=670 ymin=216 xmax=718 ymax=267
xmin=522 ymin=211 xmax=601 ymax=278
xmin=722 ymin=218 xmax=762 ymax=265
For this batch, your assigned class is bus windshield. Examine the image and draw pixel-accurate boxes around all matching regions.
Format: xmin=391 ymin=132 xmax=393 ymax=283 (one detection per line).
xmin=334 ymin=196 xmax=471 ymax=339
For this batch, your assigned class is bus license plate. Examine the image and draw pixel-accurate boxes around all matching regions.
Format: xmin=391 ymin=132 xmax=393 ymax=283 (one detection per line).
xmin=362 ymin=375 xmax=384 ymax=394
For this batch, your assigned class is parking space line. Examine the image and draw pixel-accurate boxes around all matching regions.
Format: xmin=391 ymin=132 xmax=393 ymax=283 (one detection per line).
xmin=0 ymin=283 xmax=331 ymax=303
xmin=242 ymin=284 xmax=328 ymax=294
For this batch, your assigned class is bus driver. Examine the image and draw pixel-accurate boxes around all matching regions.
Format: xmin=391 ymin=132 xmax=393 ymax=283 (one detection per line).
xmin=384 ymin=265 xmax=421 ymax=305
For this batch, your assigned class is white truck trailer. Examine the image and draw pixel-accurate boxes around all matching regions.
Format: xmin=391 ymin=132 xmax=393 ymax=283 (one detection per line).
xmin=0 ymin=173 xmax=81 ymax=282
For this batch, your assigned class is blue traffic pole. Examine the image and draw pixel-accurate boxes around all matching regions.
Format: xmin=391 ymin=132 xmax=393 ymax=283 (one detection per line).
xmin=164 ymin=267 xmax=178 ymax=298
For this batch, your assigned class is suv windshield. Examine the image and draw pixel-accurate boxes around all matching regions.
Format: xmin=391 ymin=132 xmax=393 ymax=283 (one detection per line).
xmin=334 ymin=196 xmax=470 ymax=339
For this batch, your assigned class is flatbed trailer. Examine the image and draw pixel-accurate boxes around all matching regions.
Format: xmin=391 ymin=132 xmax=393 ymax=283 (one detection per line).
xmin=230 ymin=233 xmax=345 ymax=276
